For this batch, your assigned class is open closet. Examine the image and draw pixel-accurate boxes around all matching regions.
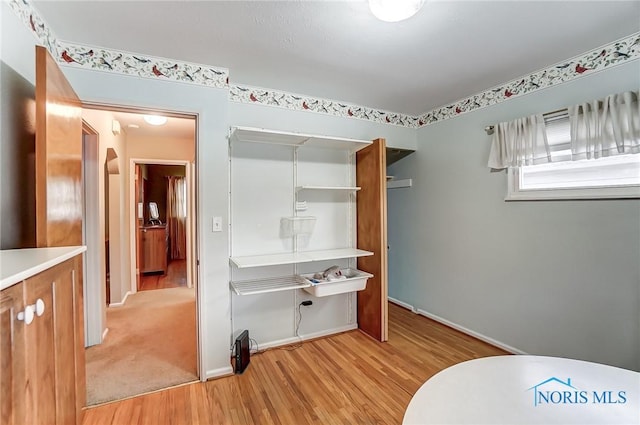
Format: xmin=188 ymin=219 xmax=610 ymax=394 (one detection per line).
xmin=229 ymin=127 xmax=387 ymax=347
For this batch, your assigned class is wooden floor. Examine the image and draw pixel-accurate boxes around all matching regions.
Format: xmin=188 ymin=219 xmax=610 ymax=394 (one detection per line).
xmin=82 ymin=303 xmax=508 ymax=425
xmin=139 ymin=260 xmax=187 ymax=291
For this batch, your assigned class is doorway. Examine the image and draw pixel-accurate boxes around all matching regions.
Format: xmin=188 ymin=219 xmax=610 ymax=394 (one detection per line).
xmin=81 ymin=107 xmax=198 ymax=404
xmin=135 ymin=162 xmax=191 ymax=292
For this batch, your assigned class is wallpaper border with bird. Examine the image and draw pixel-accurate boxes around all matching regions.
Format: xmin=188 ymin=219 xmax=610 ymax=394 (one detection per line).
xmin=9 ymin=0 xmax=229 ymax=89
xmin=415 ymin=32 xmax=640 ymax=126
xmin=228 ymin=84 xmax=422 ymax=128
xmin=10 ymin=0 xmax=639 ymax=129
xmin=57 ymin=40 xmax=229 ymax=89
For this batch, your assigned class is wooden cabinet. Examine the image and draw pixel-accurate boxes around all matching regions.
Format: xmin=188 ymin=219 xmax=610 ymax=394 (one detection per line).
xmin=0 ymin=283 xmax=27 ymax=425
xmin=0 ymin=255 xmax=84 ymax=425
xmin=141 ymin=226 xmax=168 ymax=274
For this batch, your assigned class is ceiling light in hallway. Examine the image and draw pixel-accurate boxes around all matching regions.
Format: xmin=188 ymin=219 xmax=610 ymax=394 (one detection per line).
xmin=369 ymin=0 xmax=425 ymax=22
xmin=144 ymin=115 xmax=168 ymax=126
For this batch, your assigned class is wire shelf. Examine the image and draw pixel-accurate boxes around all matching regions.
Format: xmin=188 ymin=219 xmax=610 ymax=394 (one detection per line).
xmin=230 ymin=275 xmax=310 ymax=296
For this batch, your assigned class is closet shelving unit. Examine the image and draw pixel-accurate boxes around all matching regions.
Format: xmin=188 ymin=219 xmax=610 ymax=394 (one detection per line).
xmin=229 ymin=126 xmax=374 ymax=296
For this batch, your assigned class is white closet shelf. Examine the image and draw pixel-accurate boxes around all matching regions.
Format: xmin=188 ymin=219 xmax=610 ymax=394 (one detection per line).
xmin=231 ymin=276 xmax=310 ymax=296
xmin=304 ymin=248 xmax=373 ymax=262
xmin=230 ymin=252 xmax=310 ymax=268
xmin=229 ymin=248 xmax=373 ymax=269
xmin=230 ymin=126 xmax=371 ymax=153
xmin=296 ymin=185 xmax=361 ymax=192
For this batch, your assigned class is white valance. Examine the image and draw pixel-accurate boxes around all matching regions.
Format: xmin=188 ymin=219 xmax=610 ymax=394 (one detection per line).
xmin=487 ymin=114 xmax=549 ymax=170
xmin=569 ymin=90 xmax=639 ymax=160
xmin=487 ymin=90 xmax=639 ymax=170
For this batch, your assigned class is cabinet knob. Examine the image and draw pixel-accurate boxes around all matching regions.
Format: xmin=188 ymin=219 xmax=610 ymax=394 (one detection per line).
xmin=17 ymin=299 xmax=45 ymax=325
xmin=34 ymin=298 xmax=45 ymax=317
xmin=17 ymin=305 xmax=35 ymax=325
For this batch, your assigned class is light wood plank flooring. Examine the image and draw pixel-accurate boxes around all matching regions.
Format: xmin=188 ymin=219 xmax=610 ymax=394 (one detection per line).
xmin=139 ymin=260 xmax=187 ymax=291
xmin=83 ymin=303 xmax=508 ymax=424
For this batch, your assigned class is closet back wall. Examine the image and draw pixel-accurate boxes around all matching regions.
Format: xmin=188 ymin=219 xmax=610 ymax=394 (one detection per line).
xmin=230 ymin=141 xmax=357 ymax=345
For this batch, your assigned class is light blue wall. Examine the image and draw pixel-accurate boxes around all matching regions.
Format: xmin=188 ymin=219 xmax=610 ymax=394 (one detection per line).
xmin=388 ymin=60 xmax=640 ymax=371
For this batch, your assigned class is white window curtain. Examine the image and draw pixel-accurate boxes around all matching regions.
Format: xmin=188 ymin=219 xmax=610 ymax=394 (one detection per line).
xmin=167 ymin=176 xmax=187 ymax=260
xmin=569 ymin=90 xmax=639 ymax=160
xmin=487 ymin=114 xmax=549 ymax=170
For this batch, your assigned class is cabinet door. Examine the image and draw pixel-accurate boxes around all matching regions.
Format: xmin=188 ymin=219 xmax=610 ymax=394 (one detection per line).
xmin=141 ymin=228 xmax=153 ymax=273
xmin=0 ymin=283 xmax=27 ymax=425
xmin=142 ymin=228 xmax=167 ymax=274
xmin=23 ymin=259 xmax=77 ymax=425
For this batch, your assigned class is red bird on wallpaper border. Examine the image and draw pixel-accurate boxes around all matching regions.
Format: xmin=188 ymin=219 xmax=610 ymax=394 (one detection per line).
xmin=575 ymin=64 xmax=590 ymax=74
xmin=152 ymin=65 xmax=165 ymax=77
xmin=61 ymin=50 xmax=76 ymax=63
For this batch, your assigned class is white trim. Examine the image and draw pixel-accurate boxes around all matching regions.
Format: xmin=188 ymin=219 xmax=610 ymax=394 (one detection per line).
xmin=415 ymin=308 xmax=527 ymax=355
xmin=388 ymin=296 xmax=417 ymax=312
xmin=108 ymin=290 xmax=131 ymax=307
xmin=205 ymin=366 xmax=234 ymax=381
xmin=387 ymin=297 xmax=525 ymax=354
xmin=506 ymin=167 xmax=640 ymax=201
xmin=82 ymin=130 xmax=104 ymax=347
xmin=252 ymin=324 xmax=358 ymax=352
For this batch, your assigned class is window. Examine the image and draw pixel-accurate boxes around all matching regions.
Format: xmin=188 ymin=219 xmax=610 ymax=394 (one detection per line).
xmin=506 ymin=110 xmax=640 ymax=200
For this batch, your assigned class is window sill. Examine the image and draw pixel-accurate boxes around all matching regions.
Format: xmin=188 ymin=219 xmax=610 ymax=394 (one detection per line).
xmin=505 ymin=186 xmax=640 ymax=201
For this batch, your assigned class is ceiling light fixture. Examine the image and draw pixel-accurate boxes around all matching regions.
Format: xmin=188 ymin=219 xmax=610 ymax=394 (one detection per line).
xmin=369 ymin=0 xmax=425 ymax=22
xmin=143 ymin=115 xmax=167 ymax=126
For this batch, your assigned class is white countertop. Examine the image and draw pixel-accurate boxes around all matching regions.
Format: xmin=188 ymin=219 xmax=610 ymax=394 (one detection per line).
xmin=403 ymin=355 xmax=640 ymax=425
xmin=0 ymin=246 xmax=87 ymax=290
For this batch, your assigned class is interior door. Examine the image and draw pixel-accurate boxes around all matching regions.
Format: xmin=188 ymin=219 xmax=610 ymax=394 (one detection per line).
xmin=356 ymin=138 xmax=389 ymax=342
xmin=35 ymin=45 xmax=83 ymax=247
xmin=34 ymin=45 xmax=86 ymax=419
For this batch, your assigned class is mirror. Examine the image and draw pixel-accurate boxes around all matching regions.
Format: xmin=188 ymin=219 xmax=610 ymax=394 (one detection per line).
xmin=148 ymin=202 xmax=161 ymax=225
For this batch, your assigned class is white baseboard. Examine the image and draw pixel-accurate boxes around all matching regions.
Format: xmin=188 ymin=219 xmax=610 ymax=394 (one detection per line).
xmin=254 ymin=324 xmax=358 ymax=352
xmin=388 ymin=296 xmax=417 ymax=312
xmin=415 ymin=308 xmax=527 ymax=355
xmin=109 ymin=291 xmax=131 ymax=307
xmin=387 ymin=297 xmax=526 ymax=355
xmin=205 ymin=366 xmax=234 ymax=381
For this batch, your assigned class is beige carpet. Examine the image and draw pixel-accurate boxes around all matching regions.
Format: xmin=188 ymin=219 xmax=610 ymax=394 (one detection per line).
xmin=86 ymin=287 xmax=198 ymax=405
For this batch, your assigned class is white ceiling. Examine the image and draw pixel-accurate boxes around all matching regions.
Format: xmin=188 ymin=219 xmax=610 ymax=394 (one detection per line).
xmin=106 ymin=110 xmax=196 ymax=139
xmin=35 ymin=1 xmax=640 ymax=116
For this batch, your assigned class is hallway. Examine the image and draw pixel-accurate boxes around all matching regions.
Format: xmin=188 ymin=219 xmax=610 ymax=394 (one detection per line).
xmin=86 ymin=284 xmax=197 ymax=405
xmin=139 ymin=260 xmax=187 ymax=291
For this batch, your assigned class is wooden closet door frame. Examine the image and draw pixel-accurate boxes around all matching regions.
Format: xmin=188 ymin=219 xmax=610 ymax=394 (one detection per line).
xmin=356 ymin=138 xmax=389 ymax=342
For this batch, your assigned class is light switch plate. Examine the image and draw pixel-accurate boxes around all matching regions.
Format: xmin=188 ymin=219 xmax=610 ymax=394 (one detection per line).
xmin=212 ymin=216 xmax=222 ymax=232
